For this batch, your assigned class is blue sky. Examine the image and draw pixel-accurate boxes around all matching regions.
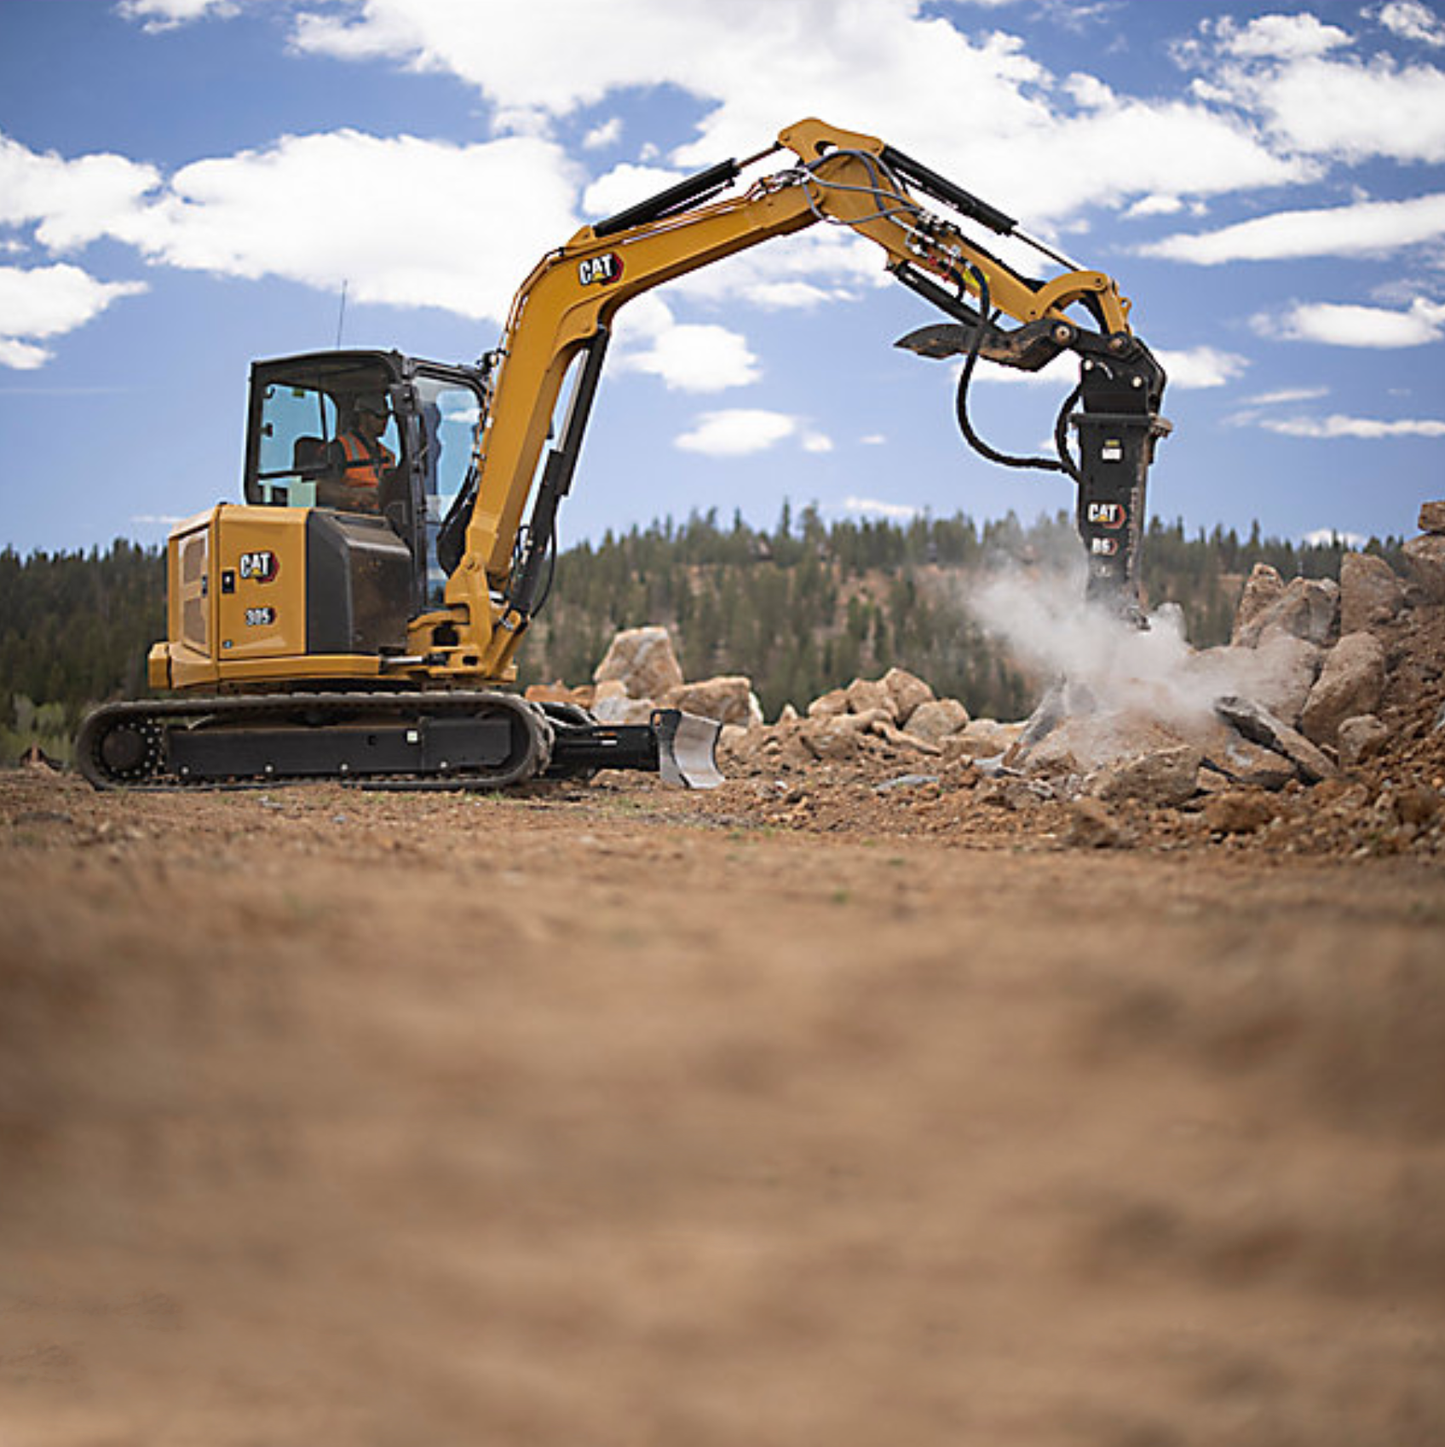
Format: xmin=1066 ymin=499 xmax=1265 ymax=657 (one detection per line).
xmin=2 ymin=0 xmax=1444 ymax=558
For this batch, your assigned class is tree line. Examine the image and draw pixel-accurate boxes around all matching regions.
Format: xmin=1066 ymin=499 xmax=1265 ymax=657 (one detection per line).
xmin=0 ymin=514 xmax=1402 ymax=761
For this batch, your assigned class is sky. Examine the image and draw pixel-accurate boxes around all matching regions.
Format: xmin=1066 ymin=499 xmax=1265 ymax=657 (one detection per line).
xmin=2 ymin=0 xmax=1444 ymax=560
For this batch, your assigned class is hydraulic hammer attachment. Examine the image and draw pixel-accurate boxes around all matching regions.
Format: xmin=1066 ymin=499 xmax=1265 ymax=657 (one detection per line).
xmin=897 ymin=317 xmax=1169 ymax=622
xmin=1071 ymin=353 xmax=1171 ymax=618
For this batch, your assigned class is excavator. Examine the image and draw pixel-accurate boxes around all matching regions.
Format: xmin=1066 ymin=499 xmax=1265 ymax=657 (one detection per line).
xmin=76 ymin=118 xmax=1168 ymax=792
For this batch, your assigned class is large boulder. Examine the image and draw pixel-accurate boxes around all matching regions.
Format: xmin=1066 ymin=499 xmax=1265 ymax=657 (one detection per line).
xmin=1085 ymin=744 xmax=1202 ymax=807
xmin=1189 ymin=633 xmax=1322 ymax=727
xmin=1232 ymin=563 xmax=1285 ymax=644
xmin=665 ymin=675 xmax=762 ymax=728
xmin=593 ymin=625 xmax=684 ymax=699
xmin=1215 ymin=696 xmax=1337 ymax=783
xmin=1236 ymin=575 xmax=1339 ymax=648
xmin=1299 ymin=632 xmax=1387 ymax=746
xmin=590 ymin=682 xmax=659 ymax=725
xmin=1402 ymin=534 xmax=1445 ymax=604
xmin=951 ymin=717 xmax=1024 ymax=759
xmin=881 ymin=667 xmax=935 ymax=725
xmin=1339 ymin=552 xmax=1405 ymax=635
xmin=903 ymin=698 xmax=970 ymax=744
xmin=1419 ymin=500 xmax=1445 ymax=535
xmin=844 ymin=677 xmax=896 ymax=719
xmin=806 ymin=687 xmax=849 ymax=719
xmin=1197 ymin=714 xmax=1300 ymax=789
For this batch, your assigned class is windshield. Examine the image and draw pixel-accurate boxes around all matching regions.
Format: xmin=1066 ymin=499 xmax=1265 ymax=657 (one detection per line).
xmin=252 ymin=366 xmax=401 ymax=510
xmin=415 ymin=375 xmax=483 ymax=606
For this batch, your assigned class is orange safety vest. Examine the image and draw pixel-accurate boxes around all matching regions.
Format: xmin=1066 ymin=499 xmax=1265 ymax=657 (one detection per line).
xmin=335 ymin=432 xmax=395 ymax=510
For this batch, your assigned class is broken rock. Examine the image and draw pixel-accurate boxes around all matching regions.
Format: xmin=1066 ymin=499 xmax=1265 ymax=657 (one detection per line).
xmin=1231 ymin=563 xmax=1285 ymax=645
xmin=806 ymin=688 xmax=849 ymax=720
xmin=881 ymin=667 xmax=935 ymax=725
xmin=1237 ymin=575 xmax=1339 ymax=649
xmin=1419 ymin=499 xmax=1445 ymax=535
xmin=1215 ymin=695 xmax=1337 ymax=783
xmin=1065 ymin=797 xmax=1131 ymax=849
xmin=665 ymin=675 xmax=762 ymax=728
xmin=1086 ymin=744 xmax=1202 ymax=807
xmin=845 ymin=677 xmax=896 ymax=719
xmin=952 ymin=717 xmax=1023 ymax=759
xmin=1339 ymin=552 xmax=1405 ymax=635
xmin=1190 ymin=633 xmax=1321 ymax=727
xmin=904 ymin=698 xmax=970 ymax=744
xmin=1402 ymin=533 xmax=1445 ymax=604
xmin=1299 ymin=631 xmax=1386 ymax=747
xmin=594 ymin=625 xmax=685 ymax=699
xmin=1203 ymin=791 xmax=1278 ymax=835
xmin=1337 ymin=713 xmax=1390 ymax=769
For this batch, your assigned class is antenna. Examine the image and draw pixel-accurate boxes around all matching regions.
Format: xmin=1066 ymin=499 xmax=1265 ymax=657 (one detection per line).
xmin=335 ymin=279 xmax=348 ymax=348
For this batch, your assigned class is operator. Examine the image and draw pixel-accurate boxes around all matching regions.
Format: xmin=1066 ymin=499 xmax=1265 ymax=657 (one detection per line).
xmin=320 ymin=392 xmax=395 ymax=513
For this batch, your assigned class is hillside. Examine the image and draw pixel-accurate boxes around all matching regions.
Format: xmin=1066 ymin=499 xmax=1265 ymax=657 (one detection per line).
xmin=0 ymin=513 xmax=1399 ymax=763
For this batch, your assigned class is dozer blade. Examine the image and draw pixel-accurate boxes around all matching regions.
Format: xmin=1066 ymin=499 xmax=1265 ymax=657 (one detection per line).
xmin=540 ymin=706 xmax=723 ymax=788
xmin=654 ymin=709 xmax=724 ymax=789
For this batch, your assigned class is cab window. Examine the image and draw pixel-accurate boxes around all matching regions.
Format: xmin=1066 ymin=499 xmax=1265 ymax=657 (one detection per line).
xmin=415 ymin=376 xmax=483 ymax=605
xmin=252 ymin=380 xmax=400 ymax=510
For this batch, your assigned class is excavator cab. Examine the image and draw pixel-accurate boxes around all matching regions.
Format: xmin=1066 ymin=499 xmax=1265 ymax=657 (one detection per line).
xmin=243 ymin=350 xmax=489 ymax=613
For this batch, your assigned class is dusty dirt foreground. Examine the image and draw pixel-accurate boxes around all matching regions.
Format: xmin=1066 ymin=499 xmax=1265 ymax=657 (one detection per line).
xmin=2 ymin=764 xmax=1445 ymax=1447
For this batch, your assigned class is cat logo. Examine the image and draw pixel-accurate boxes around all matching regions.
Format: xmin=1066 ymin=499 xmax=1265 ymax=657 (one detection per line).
xmin=238 ymin=550 xmax=279 ymax=582
xmin=1085 ymin=501 xmax=1127 ymax=530
xmin=578 ymin=253 xmax=623 ymax=287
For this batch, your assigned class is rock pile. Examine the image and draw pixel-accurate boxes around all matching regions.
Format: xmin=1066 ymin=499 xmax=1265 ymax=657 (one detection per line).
xmin=533 ymin=501 xmax=1445 ymax=856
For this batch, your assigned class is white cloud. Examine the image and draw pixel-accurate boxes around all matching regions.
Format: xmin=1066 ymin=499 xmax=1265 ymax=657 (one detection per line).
xmin=1141 ymin=192 xmax=1445 ymax=264
xmin=123 ymin=130 xmax=581 ymax=322
xmin=1373 ymin=1 xmax=1445 ymax=48
xmin=840 ymin=495 xmax=920 ymax=520
xmin=1259 ymin=413 xmax=1445 ymax=438
xmin=0 ymin=338 xmax=52 ymax=370
xmin=1260 ymin=297 xmax=1445 ymax=347
xmin=1153 ymin=345 xmax=1248 ymax=388
xmin=1210 ymin=14 xmax=1351 ymax=61
xmin=614 ymin=321 xmax=760 ymax=391
xmin=1177 ymin=16 xmax=1445 ymax=166
xmin=0 ymin=263 xmax=147 ymax=370
xmin=675 ymin=408 xmax=823 ymax=456
xmin=1302 ymin=526 xmax=1369 ymax=546
xmin=580 ymin=162 xmax=684 ymax=219
xmin=286 ymin=0 xmax=1306 ymax=227
xmin=1241 ymin=385 xmax=1329 ymax=406
xmin=1124 ymin=194 xmax=1186 ymax=219
xmin=583 ymin=117 xmax=624 ymax=151
xmin=117 ymin=0 xmax=240 ymax=30
xmin=0 ymin=132 xmax=160 ymax=251
xmin=972 ymin=343 xmax=1245 ymax=390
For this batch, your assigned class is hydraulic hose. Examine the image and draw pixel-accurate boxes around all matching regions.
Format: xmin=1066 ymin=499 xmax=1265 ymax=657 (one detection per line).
xmin=954 ymin=262 xmax=1080 ymax=484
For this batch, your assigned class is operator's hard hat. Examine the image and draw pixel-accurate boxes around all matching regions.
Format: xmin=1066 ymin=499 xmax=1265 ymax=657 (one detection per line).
xmin=355 ymin=391 xmax=390 ymax=415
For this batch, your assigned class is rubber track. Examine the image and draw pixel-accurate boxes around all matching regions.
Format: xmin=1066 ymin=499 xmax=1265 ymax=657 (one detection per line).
xmin=75 ymin=690 xmax=554 ymax=791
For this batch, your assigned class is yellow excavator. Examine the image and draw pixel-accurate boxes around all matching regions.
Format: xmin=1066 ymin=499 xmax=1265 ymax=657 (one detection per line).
xmin=76 ymin=118 xmax=1168 ymax=791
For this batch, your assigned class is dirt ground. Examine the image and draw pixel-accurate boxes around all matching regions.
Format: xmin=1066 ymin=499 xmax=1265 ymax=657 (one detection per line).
xmin=2 ymin=756 xmax=1444 ymax=1447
